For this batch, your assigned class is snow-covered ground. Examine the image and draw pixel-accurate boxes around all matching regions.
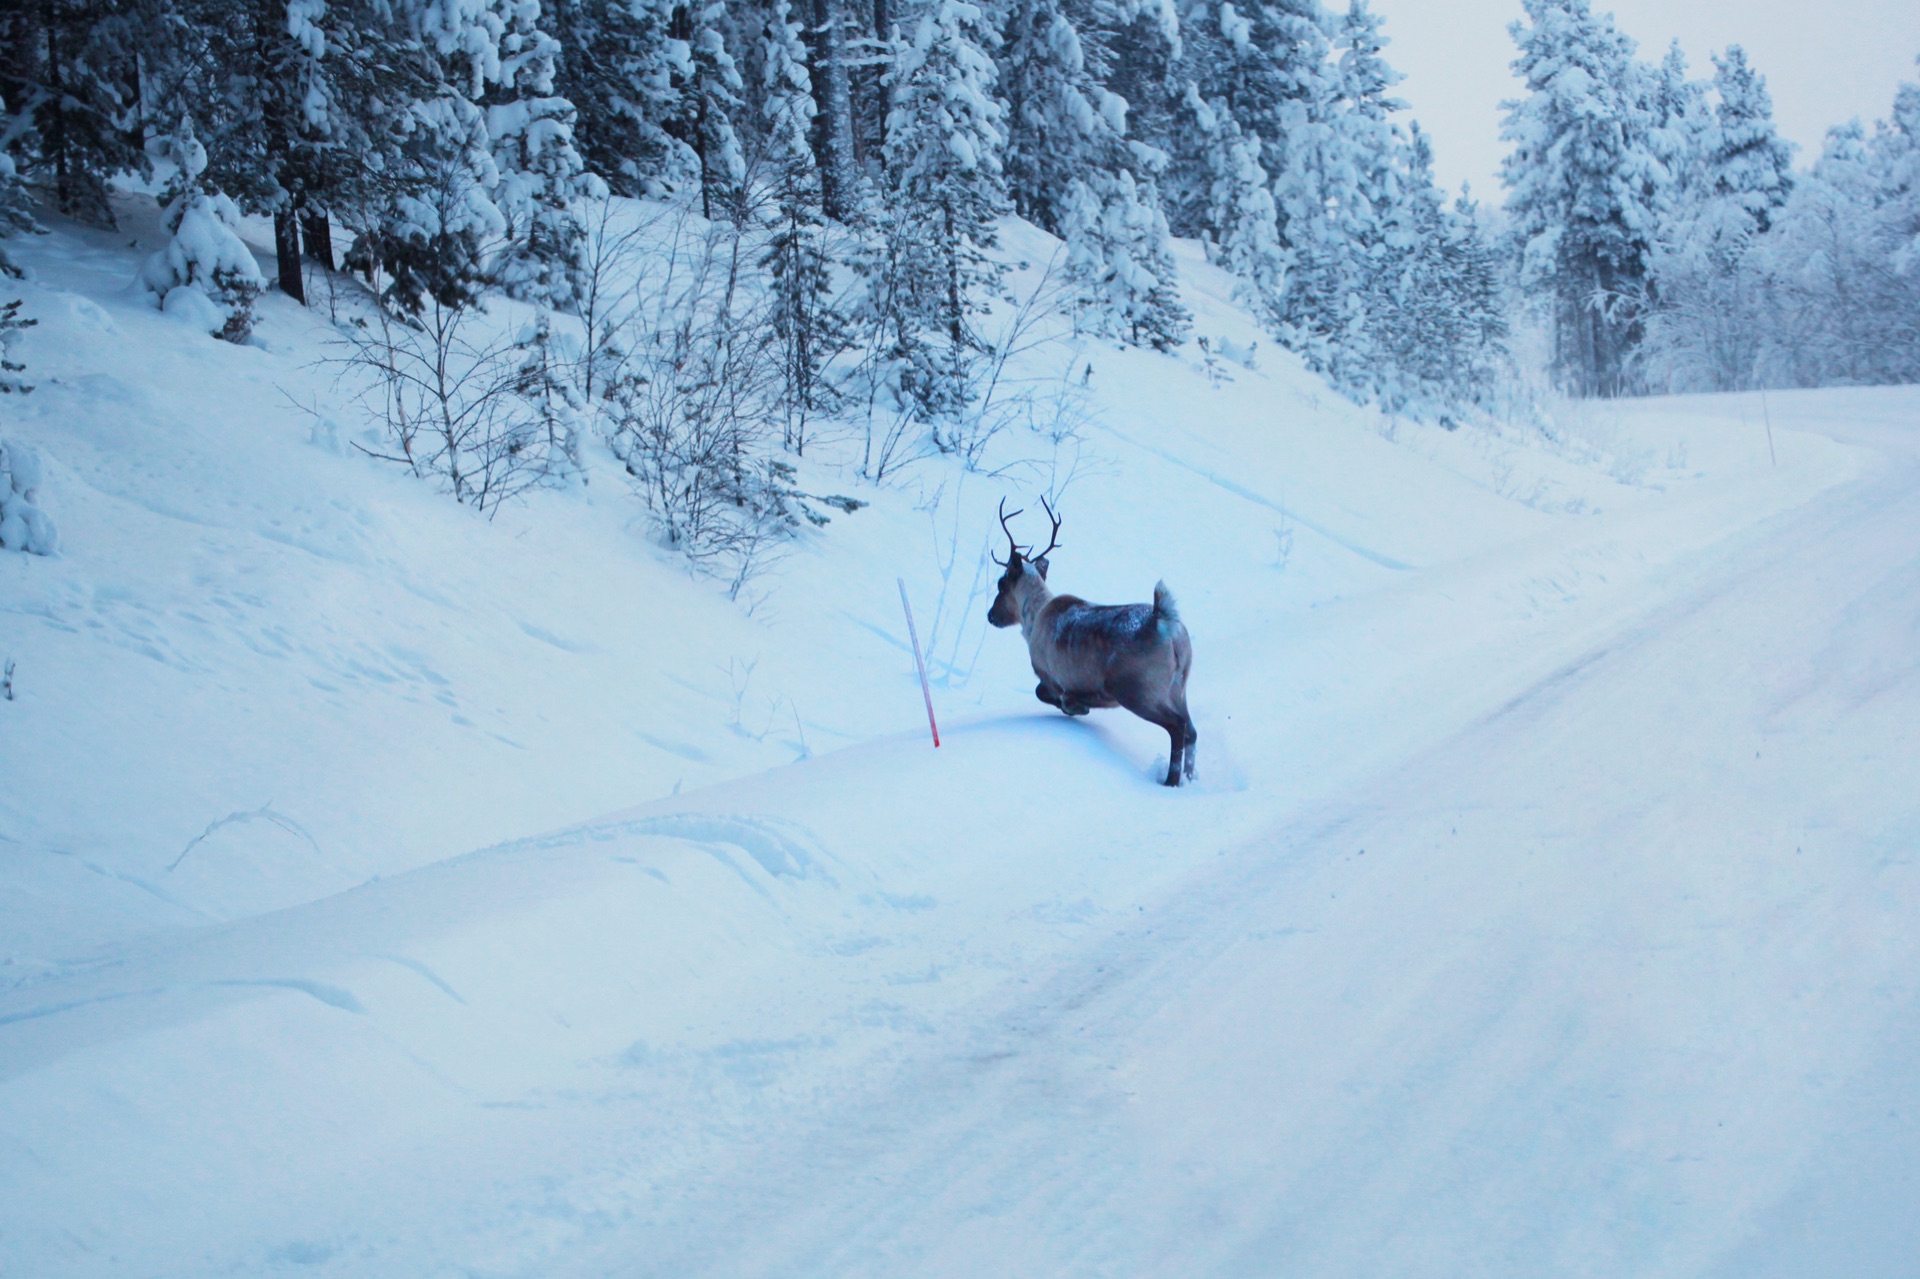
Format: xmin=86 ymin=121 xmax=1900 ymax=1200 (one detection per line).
xmin=2 ymin=203 xmax=1915 ymax=1276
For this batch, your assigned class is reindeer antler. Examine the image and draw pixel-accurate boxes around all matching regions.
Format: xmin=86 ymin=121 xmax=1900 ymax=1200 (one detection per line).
xmin=993 ymin=497 xmax=1027 ymax=566
xmin=1032 ymin=496 xmax=1064 ymax=562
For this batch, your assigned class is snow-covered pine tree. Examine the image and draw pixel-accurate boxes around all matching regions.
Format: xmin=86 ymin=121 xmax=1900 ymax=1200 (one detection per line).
xmin=1702 ymin=45 xmax=1794 ymax=234
xmin=547 ymin=0 xmax=701 ymax=197
xmin=999 ymin=0 xmax=1186 ymax=346
xmin=1640 ymin=44 xmax=1794 ymax=390
xmin=168 ymin=0 xmax=380 ymax=305
xmin=1182 ymin=85 xmax=1288 ymax=327
xmin=1643 ymin=42 xmax=1710 ymax=206
xmin=485 ymin=0 xmax=591 ymax=308
xmin=1274 ymin=0 xmax=1405 ymax=393
xmin=137 ymin=115 xmax=268 ymax=342
xmin=1361 ymin=126 xmax=1507 ymax=410
xmin=0 ymin=93 xmax=43 ymax=279
xmin=760 ymin=0 xmax=842 ymax=449
xmin=880 ymin=0 xmax=1009 ymax=422
xmin=347 ymin=0 xmax=510 ymax=314
xmin=677 ymin=0 xmax=748 ymax=222
xmin=1501 ymin=0 xmax=1669 ymax=396
xmin=1059 ymin=164 xmax=1189 ymax=348
xmin=0 ymin=0 xmax=151 ymax=224
xmin=1752 ymin=70 xmax=1920 ymax=386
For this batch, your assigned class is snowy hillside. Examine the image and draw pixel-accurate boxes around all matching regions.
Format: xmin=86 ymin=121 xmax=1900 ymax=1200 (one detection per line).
xmin=4 ymin=198 xmax=1916 ymax=1277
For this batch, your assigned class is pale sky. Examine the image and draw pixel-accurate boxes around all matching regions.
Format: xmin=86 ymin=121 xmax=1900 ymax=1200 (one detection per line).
xmin=1367 ymin=0 xmax=1920 ymax=197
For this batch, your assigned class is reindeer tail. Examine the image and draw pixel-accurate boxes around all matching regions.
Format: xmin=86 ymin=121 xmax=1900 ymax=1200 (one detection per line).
xmin=1152 ymin=581 xmax=1180 ymax=631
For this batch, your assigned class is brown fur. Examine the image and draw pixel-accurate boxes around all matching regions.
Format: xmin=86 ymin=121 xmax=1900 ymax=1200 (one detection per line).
xmin=988 ymin=540 xmax=1197 ymax=787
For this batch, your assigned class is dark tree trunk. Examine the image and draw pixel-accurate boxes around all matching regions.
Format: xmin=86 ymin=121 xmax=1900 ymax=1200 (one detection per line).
xmin=43 ymin=3 xmax=73 ymax=215
xmin=807 ymin=0 xmax=857 ymax=220
xmin=274 ymin=207 xmax=305 ymax=303
xmin=301 ymin=210 xmax=335 ymax=269
xmin=872 ymin=0 xmax=890 ymax=151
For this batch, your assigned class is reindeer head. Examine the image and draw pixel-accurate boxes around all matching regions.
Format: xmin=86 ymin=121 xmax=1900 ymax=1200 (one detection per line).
xmin=987 ymin=497 xmax=1062 ymax=629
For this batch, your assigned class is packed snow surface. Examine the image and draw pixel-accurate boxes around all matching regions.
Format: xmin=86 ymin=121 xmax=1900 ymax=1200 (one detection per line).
xmin=2 ymin=205 xmax=1916 ymax=1276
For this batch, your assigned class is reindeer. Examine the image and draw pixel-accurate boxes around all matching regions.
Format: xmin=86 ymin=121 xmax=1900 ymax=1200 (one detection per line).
xmin=987 ymin=498 xmax=1197 ymax=786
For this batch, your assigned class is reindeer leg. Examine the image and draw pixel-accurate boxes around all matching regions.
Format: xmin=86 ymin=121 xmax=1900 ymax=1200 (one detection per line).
xmin=1162 ymin=717 xmax=1185 ymax=786
xmin=1183 ymin=718 xmax=1198 ymax=781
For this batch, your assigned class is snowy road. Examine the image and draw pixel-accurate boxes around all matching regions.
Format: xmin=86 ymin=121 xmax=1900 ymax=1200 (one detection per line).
xmin=2 ymin=403 xmax=1915 ymax=1278
xmin=612 ymin=414 xmax=1920 ymax=1277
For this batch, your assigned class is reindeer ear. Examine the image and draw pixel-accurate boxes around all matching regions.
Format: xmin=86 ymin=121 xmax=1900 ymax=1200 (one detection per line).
xmin=1032 ymin=555 xmax=1049 ymax=580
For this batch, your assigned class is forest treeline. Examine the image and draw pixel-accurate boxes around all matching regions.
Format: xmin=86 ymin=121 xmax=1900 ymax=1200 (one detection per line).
xmin=0 ymin=0 xmax=1510 ymax=414
xmin=0 ymin=0 xmax=1912 ymax=472
xmin=1503 ymin=2 xmax=1920 ymax=395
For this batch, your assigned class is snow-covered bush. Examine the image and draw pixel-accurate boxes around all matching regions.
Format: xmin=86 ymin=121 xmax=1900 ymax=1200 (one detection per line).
xmin=0 ymin=438 xmax=57 ymax=556
xmin=137 ymin=118 xmax=266 ymax=344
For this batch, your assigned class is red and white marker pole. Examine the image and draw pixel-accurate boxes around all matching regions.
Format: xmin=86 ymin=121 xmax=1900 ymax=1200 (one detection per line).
xmin=898 ymin=577 xmax=940 ymax=748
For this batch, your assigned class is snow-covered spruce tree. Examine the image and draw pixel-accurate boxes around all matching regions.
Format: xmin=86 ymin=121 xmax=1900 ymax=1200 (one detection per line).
xmin=511 ymin=310 xmax=588 ymax=481
xmin=1700 ymin=45 xmax=1795 ymax=233
xmin=0 ymin=0 xmax=153 ymax=225
xmin=1182 ymin=85 xmax=1288 ymax=325
xmin=0 ymin=432 xmax=58 ymax=557
xmin=348 ymin=87 xmax=506 ymax=315
xmin=485 ymin=0 xmax=591 ymax=309
xmin=1361 ymin=127 xmax=1508 ymax=410
xmin=998 ymin=0 xmax=1188 ymax=347
xmin=345 ymin=0 xmax=513 ymax=316
xmin=1059 ymin=164 xmax=1189 ymax=348
xmin=760 ymin=0 xmax=843 ymax=451
xmin=137 ymin=116 xmax=268 ymax=342
xmin=0 ymin=298 xmax=32 ymax=397
xmin=547 ymin=0 xmax=701 ymax=197
xmin=1752 ymin=75 xmax=1920 ymax=387
xmin=342 ymin=0 xmax=586 ymax=314
xmin=0 ymin=93 xmax=43 ymax=279
xmin=879 ymin=0 xmax=1009 ymax=425
xmin=1097 ymin=0 xmax=1183 ymax=181
xmin=1272 ymin=0 xmax=1406 ymax=393
xmin=677 ymin=0 xmax=749 ymax=222
xmin=1501 ymin=0 xmax=1670 ymax=396
xmin=169 ymin=0 xmax=405 ymax=305
xmin=1643 ymin=41 xmax=1711 ymax=206
xmin=1640 ymin=44 xmax=1795 ymax=391
xmin=998 ymin=0 xmax=1117 ymax=231
xmin=0 ymin=299 xmax=56 ymax=556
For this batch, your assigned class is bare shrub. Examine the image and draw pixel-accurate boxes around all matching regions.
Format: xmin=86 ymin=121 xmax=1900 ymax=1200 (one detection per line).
xmin=602 ymin=213 xmax=861 ymax=594
xmin=332 ymin=295 xmax=555 ymax=514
